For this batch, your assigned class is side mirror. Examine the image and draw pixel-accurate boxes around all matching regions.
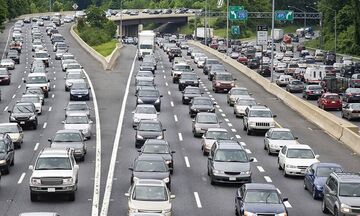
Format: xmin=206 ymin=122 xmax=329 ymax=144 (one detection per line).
xmin=74 ymin=164 xmax=79 ymax=170
xmin=8 ymin=110 xmax=11 ymax=113
xmin=282 ymin=197 xmax=288 ymax=202
xmin=124 ymin=193 xmax=130 ymax=197
xmin=295 ymin=137 xmax=298 ymax=140
xmin=137 ymin=149 xmax=141 ymax=152
xmin=170 ymin=194 xmax=176 ymax=199
xmin=171 ymin=151 xmax=176 ymax=153
xmin=29 ymin=165 xmax=34 ymax=170
xmin=315 ymin=155 xmax=320 ymax=159
xmin=208 ymin=155 xmax=213 ymax=160
xmin=131 ymin=111 xmax=135 ymax=114
xmin=162 ymin=129 xmax=166 ymax=131
xmin=62 ymin=120 xmax=65 ymax=124
xmin=89 ymin=120 xmax=93 ymax=124
xmin=249 ymin=157 xmax=254 ymax=162
xmin=48 ymin=138 xmax=52 ymax=142
xmin=213 ymin=102 xmax=217 ymax=105
xmin=128 ymin=167 xmax=133 ymax=171
xmin=84 ymin=137 xmax=88 ymax=141
xmin=23 ymin=80 xmax=26 ymax=83
xmin=273 ymin=114 xmax=277 ymax=118
xmin=192 ymin=119 xmax=195 ymax=122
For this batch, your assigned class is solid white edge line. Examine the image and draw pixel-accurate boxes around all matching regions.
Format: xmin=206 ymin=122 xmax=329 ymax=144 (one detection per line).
xmin=100 ymin=54 xmax=137 ymax=216
xmin=34 ymin=143 xmax=39 ymax=151
xmin=184 ymin=156 xmax=190 ymax=167
xmin=83 ymin=69 xmax=102 ymax=216
xmin=17 ymin=172 xmax=26 ymax=184
xmin=2 ymin=26 xmax=13 ymax=59
xmin=194 ymin=192 xmax=202 ymax=208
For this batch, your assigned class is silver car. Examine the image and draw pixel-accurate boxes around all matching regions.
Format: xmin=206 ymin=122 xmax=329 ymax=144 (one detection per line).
xmin=342 ymin=103 xmax=360 ymax=120
xmin=192 ymin=113 xmax=221 ymax=137
xmin=0 ymin=123 xmax=23 ymax=148
xmin=0 ymin=59 xmax=15 ymax=70
xmin=227 ymin=87 xmax=251 ymax=106
xmin=63 ymin=113 xmax=93 ymax=139
xmin=132 ymin=104 xmax=158 ymax=128
xmin=201 ymin=128 xmax=231 ymax=155
xmin=61 ymin=59 xmax=78 ymax=71
xmin=135 ymin=71 xmax=154 ymax=86
xmin=65 ymin=101 xmax=91 ymax=117
xmin=264 ymin=128 xmax=298 ymax=154
xmin=64 ymin=70 xmax=85 ymax=91
xmin=233 ymin=97 xmax=257 ymax=117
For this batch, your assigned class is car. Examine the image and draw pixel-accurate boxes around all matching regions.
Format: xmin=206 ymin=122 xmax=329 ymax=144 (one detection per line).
xmin=69 ymin=79 xmax=90 ymax=101
xmin=193 ymin=53 xmax=206 ymax=64
xmin=135 ymin=71 xmax=154 ymax=86
xmin=197 ymin=56 xmax=207 ymax=68
xmin=171 ymin=62 xmax=193 ymax=83
xmin=29 ymin=148 xmax=79 ymax=202
xmin=322 ymin=172 xmax=360 ymax=216
xmin=132 ymin=104 xmax=158 ymax=128
xmin=264 ymin=128 xmax=298 ymax=155
xmin=135 ymin=120 xmax=166 ymax=148
xmin=139 ymin=139 xmax=175 ymax=174
xmin=65 ymin=70 xmax=85 ymax=91
xmin=19 ymin=213 xmax=60 ymax=216
xmin=208 ymin=64 xmax=226 ymax=81
xmin=8 ymin=102 xmax=38 ymax=129
xmin=0 ymin=59 xmax=15 ymax=70
xmin=55 ymin=48 xmax=67 ymax=60
xmin=168 ymin=47 xmax=182 ymax=62
xmin=343 ymin=88 xmax=360 ymax=103
xmin=233 ymin=97 xmax=257 ymax=118
xmin=275 ymin=62 xmax=287 ymax=73
xmin=65 ymin=63 xmax=83 ymax=72
xmin=0 ymin=68 xmax=11 ymax=85
xmin=235 ymin=183 xmax=289 ymax=216
xmin=61 ymin=59 xmax=78 ymax=71
xmin=20 ymin=94 xmax=42 ymax=114
xmin=278 ymin=144 xmax=320 ymax=177
xmin=24 ymin=73 xmax=51 ymax=98
xmin=203 ymin=58 xmax=221 ymax=75
xmin=129 ymin=155 xmax=171 ymax=188
xmin=7 ymin=50 xmax=20 ymax=64
xmin=226 ymin=87 xmax=251 ymax=106
xmin=33 ymin=50 xmax=50 ymax=67
xmin=302 ymin=85 xmax=324 ymax=100
xmin=212 ymin=72 xmax=236 ymax=93
xmin=178 ymin=72 xmax=199 ymax=91
xmin=64 ymin=101 xmax=91 ymax=117
xmin=139 ymin=62 xmax=155 ymax=74
xmin=0 ymin=123 xmax=23 ymax=149
xmin=207 ymin=140 xmax=253 ymax=185
xmin=304 ymin=163 xmax=343 ymax=199
xmin=286 ymin=63 xmax=299 ymax=75
xmin=317 ymin=93 xmax=342 ymax=110
xmin=125 ymin=179 xmax=175 ymax=216
xmin=63 ymin=113 xmax=93 ymax=139
xmin=136 ymin=89 xmax=163 ymax=112
xmin=276 ymin=75 xmax=292 ymax=87
xmin=201 ymin=128 xmax=232 ymax=155
xmin=189 ymin=96 xmax=216 ymax=118
xmin=53 ymin=42 xmax=68 ymax=52
xmin=0 ymin=133 xmax=15 ymax=174
xmin=49 ymin=129 xmax=87 ymax=161
xmin=286 ymin=79 xmax=304 ymax=93
xmin=192 ymin=113 xmax=221 ymax=137
xmin=182 ymin=86 xmax=202 ymax=105
xmin=243 ymin=105 xmax=276 ymax=135
xmin=342 ymin=103 xmax=360 ymax=120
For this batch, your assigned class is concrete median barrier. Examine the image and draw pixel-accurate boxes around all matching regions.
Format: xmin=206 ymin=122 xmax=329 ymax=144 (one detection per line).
xmin=188 ymin=40 xmax=360 ymax=155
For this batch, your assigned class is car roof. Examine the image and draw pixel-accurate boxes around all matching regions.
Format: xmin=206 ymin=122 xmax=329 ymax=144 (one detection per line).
xmin=244 ymin=183 xmax=277 ymax=190
xmin=312 ymin=162 xmax=342 ymax=169
xmin=248 ymin=105 xmax=270 ymax=110
xmin=0 ymin=123 xmax=19 ymax=127
xmin=269 ymin=128 xmax=291 ymax=132
xmin=28 ymin=73 xmax=47 ymax=77
xmin=136 ymin=154 xmax=166 ymax=161
xmin=193 ymin=96 xmax=211 ymax=100
xmin=286 ymin=144 xmax=311 ymax=149
xmin=39 ymin=147 xmax=69 ymax=158
xmin=134 ymin=179 xmax=166 ymax=186
xmin=207 ymin=128 xmax=228 ymax=132
xmin=331 ymin=172 xmax=360 ymax=183
xmin=68 ymin=101 xmax=88 ymax=105
xmin=215 ymin=140 xmax=243 ymax=149
xmin=197 ymin=112 xmax=217 ymax=117
xmin=66 ymin=112 xmax=88 ymax=117
xmin=15 ymin=102 xmax=34 ymax=106
xmin=144 ymin=139 xmax=169 ymax=145
xmin=55 ymin=129 xmax=82 ymax=134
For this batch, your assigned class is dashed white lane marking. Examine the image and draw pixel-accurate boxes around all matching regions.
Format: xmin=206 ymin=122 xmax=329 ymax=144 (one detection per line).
xmin=167 ymin=91 xmax=171 ymax=95
xmin=52 ymin=94 xmax=55 ymax=98
xmin=257 ymin=166 xmax=265 ymax=172
xmin=54 ymin=77 xmax=56 ymax=81
xmin=252 ymin=157 xmax=258 ymax=162
xmin=204 ymin=88 xmax=208 ymax=91
xmin=221 ymin=113 xmax=226 ymax=117
xmin=34 ymin=143 xmax=39 ymax=151
xmin=216 ymin=105 xmax=220 ymax=108
xmin=264 ymin=176 xmax=272 ymax=182
xmin=178 ymin=133 xmax=183 ymax=141
xmin=284 ymin=201 xmax=292 ymax=208
xmin=43 ymin=122 xmax=47 ymax=129
xmin=4 ymin=106 xmax=8 ymax=112
xmin=227 ymin=123 xmax=233 ymax=127
xmin=206 ymin=92 xmax=210 ymax=95
xmin=24 ymin=71 xmax=26 ymax=74
xmin=163 ymin=75 xmax=166 ymax=79
xmin=211 ymin=98 xmax=215 ymax=101
xmin=170 ymin=101 xmax=174 ymax=107
xmin=218 ymin=109 xmax=223 ymax=112
xmin=194 ymin=192 xmax=202 ymax=208
xmin=165 ymin=82 xmax=168 ymax=86
xmin=245 ymin=149 xmax=252 ymax=154
xmin=17 ymin=172 xmax=26 ymax=184
xmin=224 ymin=118 xmax=229 ymax=122
xmin=48 ymin=106 xmax=52 ymax=111
xmin=209 ymin=94 xmax=213 ymax=97
xmin=162 ymin=70 xmax=165 ymax=73
xmin=240 ymin=142 xmax=246 ymax=146
xmin=53 ymin=84 xmax=56 ymax=88
xmin=174 ymin=115 xmax=178 ymax=122
xmin=231 ymin=128 xmax=237 ymax=132
xmin=308 ymin=127 xmax=313 ymax=131
xmin=235 ymin=135 xmax=241 ymax=139
xmin=18 ymin=85 xmax=21 ymax=89
xmin=12 ymin=94 xmax=16 ymax=99
xmin=184 ymin=156 xmax=190 ymax=167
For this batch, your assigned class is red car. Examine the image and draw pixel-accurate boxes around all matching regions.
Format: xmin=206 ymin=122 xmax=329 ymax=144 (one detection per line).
xmin=210 ymin=42 xmax=219 ymax=49
xmin=317 ymin=93 xmax=342 ymax=110
xmin=237 ymin=56 xmax=248 ymax=65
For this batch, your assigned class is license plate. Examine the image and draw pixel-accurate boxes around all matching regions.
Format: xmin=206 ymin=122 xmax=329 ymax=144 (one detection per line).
xmin=20 ymin=121 xmax=25 ymax=124
xmin=78 ymin=95 xmax=82 ymax=98
xmin=224 ymin=89 xmax=228 ymax=91
xmin=47 ymin=188 xmax=55 ymax=192
xmin=229 ymin=177 xmax=236 ymax=181
xmin=331 ymin=101 xmax=336 ymax=103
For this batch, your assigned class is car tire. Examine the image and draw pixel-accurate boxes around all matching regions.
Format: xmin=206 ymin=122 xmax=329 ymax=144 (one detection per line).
xmin=68 ymin=192 xmax=75 ymax=201
xmin=283 ymin=168 xmax=288 ymax=177
xmin=80 ymin=155 xmax=85 ymax=161
xmin=278 ymin=159 xmax=282 ymax=170
xmin=303 ymin=181 xmax=307 ymax=190
xmin=246 ymin=128 xmax=252 ymax=135
xmin=210 ymin=177 xmax=216 ymax=185
xmin=312 ymin=186 xmax=318 ymax=200
xmin=267 ymin=147 xmax=272 ymax=155
xmin=30 ymin=192 xmax=38 ymax=202
xmin=10 ymin=158 xmax=14 ymax=166
xmin=333 ymin=207 xmax=339 ymax=216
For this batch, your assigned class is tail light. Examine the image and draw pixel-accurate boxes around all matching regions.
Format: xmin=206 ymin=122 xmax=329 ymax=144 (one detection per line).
xmin=352 ymin=110 xmax=360 ymax=113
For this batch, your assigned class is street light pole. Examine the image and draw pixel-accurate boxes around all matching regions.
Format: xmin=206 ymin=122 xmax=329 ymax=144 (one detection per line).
xmin=120 ymin=0 xmax=123 ymax=39
xmin=314 ymin=4 xmax=337 ymax=53
xmin=270 ymin=0 xmax=275 ymax=83
xmin=226 ymin=0 xmax=229 ymax=52
xmin=49 ymin=0 xmax=52 ymax=12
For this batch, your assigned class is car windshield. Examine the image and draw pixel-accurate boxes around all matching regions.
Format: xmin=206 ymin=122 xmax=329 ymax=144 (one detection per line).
xmin=35 ymin=157 xmax=72 ymax=170
xmin=291 ymin=81 xmax=302 ymax=85
xmin=214 ymin=149 xmax=248 ymax=162
xmin=0 ymin=125 xmax=18 ymax=133
xmin=139 ymin=44 xmax=153 ymax=49
xmin=133 ymin=185 xmax=167 ymax=201
xmin=316 ymin=167 xmax=343 ymax=177
xmin=21 ymin=96 xmax=40 ymax=103
xmin=339 ymin=183 xmax=360 ymax=197
xmin=54 ymin=132 xmax=82 ymax=142
xmin=244 ymin=190 xmax=281 ymax=204
xmin=206 ymin=131 xmax=230 ymax=140
xmin=35 ymin=52 xmax=48 ymax=58
xmin=287 ymin=149 xmax=315 ymax=159
xmin=27 ymin=76 xmax=47 ymax=84
xmin=181 ymin=74 xmax=197 ymax=80
xmin=67 ymin=73 xmax=82 ymax=79
xmin=0 ymin=141 xmax=6 ymax=153
xmin=231 ymin=89 xmax=248 ymax=95
xmin=185 ymin=88 xmax=201 ymax=94
xmin=212 ymin=65 xmax=225 ymax=70
xmin=216 ymin=74 xmax=233 ymax=81
xmin=137 ymin=72 xmax=153 ymax=77
xmin=249 ymin=110 xmax=272 ymax=118
xmin=65 ymin=116 xmax=88 ymax=124
xmin=33 ymin=67 xmax=46 ymax=73
xmin=137 ymin=80 xmax=154 ymax=86
xmin=174 ymin=65 xmax=191 ymax=71
xmin=64 ymin=59 xmax=77 ymax=65
xmin=13 ymin=105 xmax=34 ymax=113
xmin=136 ymin=106 xmax=156 ymax=114
xmin=0 ymin=69 xmax=8 ymax=75
xmin=138 ymin=90 xmax=159 ymax=97
xmin=289 ymin=64 xmax=299 ymax=68
xmin=308 ymin=86 xmax=322 ymax=90
xmin=197 ymin=115 xmax=218 ymax=124
xmin=139 ymin=122 xmax=161 ymax=131
xmin=350 ymin=103 xmax=360 ymax=109
xmin=67 ymin=103 xmax=88 ymax=111
xmin=270 ymin=131 xmax=294 ymax=140
xmin=348 ymin=88 xmax=360 ymax=93
xmin=72 ymin=82 xmax=87 ymax=89
xmin=134 ymin=160 xmax=167 ymax=172
xmin=67 ymin=64 xmax=81 ymax=69
xmin=193 ymin=98 xmax=212 ymax=106
xmin=208 ymin=60 xmax=220 ymax=64
xmin=325 ymin=95 xmax=340 ymax=100
xmin=143 ymin=144 xmax=169 ymax=154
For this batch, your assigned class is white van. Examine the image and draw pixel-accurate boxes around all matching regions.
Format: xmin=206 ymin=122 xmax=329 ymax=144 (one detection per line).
xmin=304 ymin=66 xmax=325 ymax=84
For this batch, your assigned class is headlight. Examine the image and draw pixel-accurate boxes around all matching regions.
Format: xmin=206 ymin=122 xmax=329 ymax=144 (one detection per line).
xmin=216 ymin=83 xmax=220 ymax=86
xmin=132 ymin=176 xmax=139 ymax=182
xmin=63 ymin=177 xmax=73 ymax=184
xmin=242 ymin=170 xmax=251 ymax=175
xmin=270 ymin=143 xmax=278 ymax=148
xmin=184 ymin=96 xmax=189 ymax=99
xmin=31 ymin=178 xmax=41 ymax=185
xmin=137 ymin=134 xmax=143 ymax=139
xmin=341 ymin=203 xmax=351 ymax=213
xmin=270 ymin=122 xmax=275 ymax=127
xmin=0 ymin=160 xmax=7 ymax=165
xmin=163 ymin=208 xmax=171 ymax=213
xmin=213 ymin=169 xmax=224 ymax=174
xmin=128 ymin=208 xmax=138 ymax=213
xmin=162 ymin=177 xmax=170 ymax=183
xmin=156 ymin=135 xmax=163 ymax=139
xmin=137 ymin=98 xmax=143 ymax=103
xmin=286 ymin=164 xmax=297 ymax=169
xmin=29 ymin=115 xmax=36 ymax=120
xmin=155 ymin=98 xmax=160 ymax=103
xmin=165 ymin=160 xmax=171 ymax=165
xmin=244 ymin=211 xmax=256 ymax=216
xmin=249 ymin=121 xmax=256 ymax=126
xmin=276 ymin=213 xmax=287 ymax=216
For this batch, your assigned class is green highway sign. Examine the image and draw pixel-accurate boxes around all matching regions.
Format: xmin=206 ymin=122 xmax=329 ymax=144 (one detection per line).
xmin=275 ymin=10 xmax=294 ymax=21
xmin=229 ymin=6 xmax=246 ymax=20
xmin=231 ymin=26 xmax=240 ymax=35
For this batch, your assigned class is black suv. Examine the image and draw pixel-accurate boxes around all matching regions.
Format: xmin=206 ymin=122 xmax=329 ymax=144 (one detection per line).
xmin=0 ymin=133 xmax=15 ymax=174
xmin=322 ymin=172 xmax=360 ymax=216
xmin=178 ymin=72 xmax=199 ymax=91
xmin=324 ymin=52 xmax=336 ymax=65
xmin=8 ymin=102 xmax=38 ymax=129
xmin=168 ymin=47 xmax=182 ymax=62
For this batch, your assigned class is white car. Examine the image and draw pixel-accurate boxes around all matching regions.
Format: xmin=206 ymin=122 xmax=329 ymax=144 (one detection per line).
xmin=201 ymin=128 xmax=231 ymax=155
xmin=0 ymin=59 xmax=15 ymax=70
xmin=125 ymin=179 xmax=175 ymax=216
xmin=233 ymin=97 xmax=257 ymax=117
xmin=194 ymin=53 xmax=206 ymax=64
xmin=197 ymin=56 xmax=207 ymax=68
xmin=20 ymin=94 xmax=43 ymax=115
xmin=264 ymin=128 xmax=298 ymax=154
xmin=276 ymin=75 xmax=292 ymax=87
xmin=275 ymin=62 xmax=288 ymax=73
xmin=63 ymin=113 xmax=93 ymax=139
xmin=132 ymin=104 xmax=158 ymax=128
xmin=278 ymin=144 xmax=319 ymax=177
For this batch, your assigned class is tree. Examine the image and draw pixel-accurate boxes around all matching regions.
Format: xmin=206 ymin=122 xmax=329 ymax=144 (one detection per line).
xmin=0 ymin=0 xmax=7 ymax=32
xmin=85 ymin=5 xmax=107 ymax=28
xmin=53 ymin=0 xmax=64 ymax=12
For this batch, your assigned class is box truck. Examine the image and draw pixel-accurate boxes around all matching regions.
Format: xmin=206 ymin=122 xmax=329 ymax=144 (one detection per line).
xmin=137 ymin=30 xmax=156 ymax=60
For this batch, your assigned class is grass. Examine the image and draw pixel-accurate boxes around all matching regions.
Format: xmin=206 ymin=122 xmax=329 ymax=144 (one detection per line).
xmin=92 ymin=39 xmax=118 ymax=57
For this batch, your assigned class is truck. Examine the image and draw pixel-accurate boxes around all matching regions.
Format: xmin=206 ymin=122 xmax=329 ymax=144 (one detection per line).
xmin=271 ymin=29 xmax=284 ymax=43
xmin=137 ymin=30 xmax=155 ymax=60
xmin=193 ymin=27 xmax=213 ymax=39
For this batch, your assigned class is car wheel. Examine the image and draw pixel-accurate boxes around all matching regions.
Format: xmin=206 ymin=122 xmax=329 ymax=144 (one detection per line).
xmin=10 ymin=158 xmax=14 ymax=166
xmin=341 ymin=112 xmax=345 ymax=118
xmin=81 ymin=155 xmax=85 ymax=162
xmin=303 ymin=181 xmax=307 ymax=190
xmin=246 ymin=128 xmax=252 ymax=135
xmin=278 ymin=159 xmax=282 ymax=170
xmin=283 ymin=167 xmax=288 ymax=177
xmin=334 ymin=207 xmax=339 ymax=216
xmin=235 ymin=206 xmax=239 ymax=216
xmin=30 ymin=192 xmax=38 ymax=202
xmin=267 ymin=146 xmax=272 ymax=155
xmin=68 ymin=192 xmax=75 ymax=201
xmin=264 ymin=143 xmax=267 ymax=150
xmin=312 ymin=186 xmax=318 ymax=200
xmin=243 ymin=123 xmax=247 ymax=131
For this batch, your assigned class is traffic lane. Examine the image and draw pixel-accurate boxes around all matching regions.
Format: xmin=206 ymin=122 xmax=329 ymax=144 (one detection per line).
xmin=0 ymin=21 xmax=15 ymax=59
xmin=180 ymin=48 xmax=360 ymax=215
